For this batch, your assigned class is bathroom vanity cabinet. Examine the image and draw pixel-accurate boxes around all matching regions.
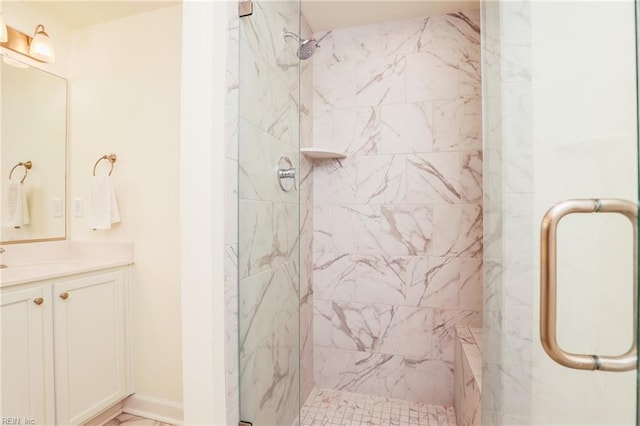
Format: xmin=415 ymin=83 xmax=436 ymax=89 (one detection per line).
xmin=1 ymin=266 xmax=133 ymax=425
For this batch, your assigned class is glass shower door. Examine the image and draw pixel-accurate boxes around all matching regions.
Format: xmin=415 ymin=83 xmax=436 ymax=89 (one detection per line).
xmin=482 ymin=1 xmax=639 ymax=424
xmin=237 ymin=1 xmax=301 ymax=425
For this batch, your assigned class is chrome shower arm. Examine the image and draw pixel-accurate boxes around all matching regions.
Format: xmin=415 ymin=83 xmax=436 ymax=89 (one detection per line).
xmin=283 ymin=31 xmax=301 ymax=42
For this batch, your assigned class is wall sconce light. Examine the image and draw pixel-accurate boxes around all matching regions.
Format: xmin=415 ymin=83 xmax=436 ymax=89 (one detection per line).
xmin=29 ymin=25 xmax=54 ymax=62
xmin=0 ymin=22 xmax=55 ymax=63
xmin=0 ymin=14 xmax=8 ymax=43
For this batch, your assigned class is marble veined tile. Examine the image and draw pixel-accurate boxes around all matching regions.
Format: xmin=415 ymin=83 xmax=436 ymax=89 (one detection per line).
xmin=312 ymin=205 xmax=334 ymax=253
xmin=313 ymin=158 xmax=358 ymax=206
xmin=419 ymin=11 xmax=481 ymax=53
xmin=432 ymin=309 xmax=482 ymax=362
xmin=354 ymin=254 xmax=409 ymax=305
xmin=406 ymin=151 xmax=483 ymax=205
xmin=314 ymin=346 xmax=405 ymax=399
xmin=239 ymin=43 xmax=299 ymax=146
xmin=240 ymin=335 xmax=299 ymax=426
xmin=314 ymin=299 xmax=396 ymax=352
xmin=309 ymin=30 xmax=333 ymax=65
xmin=313 ymin=252 xmax=357 ymax=301
xmin=301 ymin=295 xmax=315 ymax=402
xmin=224 ymin=245 xmax=238 ymax=330
xmin=356 ymin=55 xmax=407 ymax=107
xmin=238 ymin=119 xmax=298 ymax=203
xmin=331 ymin=206 xmax=366 ymax=254
xmin=380 ymin=102 xmax=433 ymax=154
xmin=238 ymin=200 xmax=292 ymax=279
xmin=359 ymin=205 xmax=434 ymax=256
xmin=460 ymin=44 xmax=482 ymax=97
xmin=454 ymin=327 xmax=482 ymax=426
xmin=407 ymin=49 xmax=460 ymax=103
xmin=378 ymin=306 xmax=433 ymax=358
xmin=312 ymin=110 xmax=332 ymax=150
xmin=356 ymin=155 xmax=406 ymax=204
xmin=432 ymin=204 xmax=483 ymax=257
xmin=314 ymin=61 xmax=358 ymax=111
xmin=314 ymin=299 xmax=434 ymax=359
xmin=405 ymin=358 xmax=455 ymax=406
xmin=311 ymin=108 xmax=383 ymax=156
xmin=225 ymin=327 xmax=239 ymax=419
xmin=331 ymin=107 xmax=382 ymax=156
xmin=459 ymin=257 xmax=483 ymax=311
xmin=329 ymin=24 xmax=382 ymax=63
xmin=225 ymin=71 xmax=239 ymax=161
xmin=433 ymin=97 xmax=482 ymax=152
xmin=376 ymin=17 xmax=429 ymax=58
xmin=406 ymin=256 xmax=462 ymax=309
xmin=239 ymin=0 xmax=299 ymax=86
xmin=239 ymin=261 xmax=299 ymax=358
xmin=309 ymin=8 xmax=483 ymax=407
xmin=225 ymin=159 xmax=238 ymax=246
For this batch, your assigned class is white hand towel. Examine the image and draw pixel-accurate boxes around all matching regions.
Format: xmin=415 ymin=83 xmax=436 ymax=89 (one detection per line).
xmin=6 ymin=182 xmax=30 ymax=228
xmin=88 ymin=176 xmax=121 ymax=230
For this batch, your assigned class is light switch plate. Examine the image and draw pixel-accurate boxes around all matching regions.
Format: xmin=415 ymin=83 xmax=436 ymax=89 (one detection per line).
xmin=73 ymin=198 xmax=83 ymax=217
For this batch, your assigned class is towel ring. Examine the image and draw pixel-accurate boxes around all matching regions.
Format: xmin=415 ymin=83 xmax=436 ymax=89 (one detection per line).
xmin=93 ymin=154 xmax=117 ymax=176
xmin=9 ymin=161 xmax=33 ymax=184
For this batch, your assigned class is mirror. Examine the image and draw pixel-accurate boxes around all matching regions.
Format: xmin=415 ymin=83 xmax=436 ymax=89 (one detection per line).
xmin=1 ymin=59 xmax=67 ymax=243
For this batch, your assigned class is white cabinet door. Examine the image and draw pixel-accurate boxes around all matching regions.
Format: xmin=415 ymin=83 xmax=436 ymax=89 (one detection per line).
xmin=0 ymin=286 xmax=55 ymax=425
xmin=53 ymin=271 xmax=127 ymax=425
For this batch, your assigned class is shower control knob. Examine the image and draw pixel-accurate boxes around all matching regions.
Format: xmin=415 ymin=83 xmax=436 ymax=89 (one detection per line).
xmin=278 ymin=168 xmax=296 ymax=179
xmin=277 ymin=156 xmax=297 ymax=192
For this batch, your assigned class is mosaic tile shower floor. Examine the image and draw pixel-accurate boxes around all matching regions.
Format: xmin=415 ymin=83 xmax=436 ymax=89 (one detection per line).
xmin=300 ymin=388 xmax=457 ymax=426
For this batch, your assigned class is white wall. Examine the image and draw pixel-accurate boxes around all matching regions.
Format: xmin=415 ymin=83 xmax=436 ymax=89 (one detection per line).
xmin=68 ymin=5 xmax=183 ymax=407
xmin=180 ymin=1 xmax=229 ymax=424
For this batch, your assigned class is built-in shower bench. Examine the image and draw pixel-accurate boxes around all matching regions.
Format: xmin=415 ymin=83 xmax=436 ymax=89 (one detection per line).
xmin=454 ymin=326 xmax=482 ymax=426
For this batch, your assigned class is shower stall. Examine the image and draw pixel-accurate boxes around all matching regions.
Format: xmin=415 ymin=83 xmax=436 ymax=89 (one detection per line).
xmin=237 ymin=1 xmax=302 ymax=424
xmin=229 ymin=0 xmax=640 ymax=425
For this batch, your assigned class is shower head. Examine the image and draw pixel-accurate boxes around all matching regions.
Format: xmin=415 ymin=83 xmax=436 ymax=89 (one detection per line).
xmin=298 ymin=38 xmax=319 ymax=60
xmin=283 ymin=30 xmax=319 ymax=60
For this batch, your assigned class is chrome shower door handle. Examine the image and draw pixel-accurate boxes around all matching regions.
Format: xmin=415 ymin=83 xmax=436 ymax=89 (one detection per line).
xmin=540 ymin=198 xmax=638 ymax=372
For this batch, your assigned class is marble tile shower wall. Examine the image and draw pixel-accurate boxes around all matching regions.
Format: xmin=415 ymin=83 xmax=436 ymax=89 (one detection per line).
xmin=236 ymin=1 xmax=302 ymax=425
xmin=311 ymin=10 xmax=483 ymax=406
xmin=300 ymin=15 xmax=316 ymax=406
xmin=481 ymin=2 xmax=534 ymax=425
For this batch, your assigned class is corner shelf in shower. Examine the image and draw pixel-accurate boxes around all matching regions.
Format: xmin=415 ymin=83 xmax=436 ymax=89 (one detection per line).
xmin=300 ymin=148 xmax=346 ymax=160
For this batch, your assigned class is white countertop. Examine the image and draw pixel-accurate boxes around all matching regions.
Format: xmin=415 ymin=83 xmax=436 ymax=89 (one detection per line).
xmin=0 ymin=241 xmax=134 ymax=287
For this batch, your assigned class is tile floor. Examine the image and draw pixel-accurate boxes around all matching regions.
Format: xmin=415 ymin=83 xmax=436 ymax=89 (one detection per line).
xmin=103 ymin=413 xmax=175 ymax=426
xmin=300 ymin=388 xmax=457 ymax=426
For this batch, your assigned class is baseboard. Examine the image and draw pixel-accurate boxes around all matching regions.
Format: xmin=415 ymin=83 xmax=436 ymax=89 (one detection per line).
xmin=123 ymin=394 xmax=184 ymax=425
xmin=83 ymin=402 xmax=123 ymax=426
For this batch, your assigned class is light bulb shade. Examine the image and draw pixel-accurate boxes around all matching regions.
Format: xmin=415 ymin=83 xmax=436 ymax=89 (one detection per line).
xmin=29 ymin=24 xmax=54 ymax=63
xmin=0 ymin=14 xmax=8 ymax=43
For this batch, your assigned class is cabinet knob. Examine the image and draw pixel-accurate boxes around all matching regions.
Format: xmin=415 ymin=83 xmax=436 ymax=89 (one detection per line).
xmin=59 ymin=292 xmax=69 ymax=300
xmin=34 ymin=297 xmax=44 ymax=305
